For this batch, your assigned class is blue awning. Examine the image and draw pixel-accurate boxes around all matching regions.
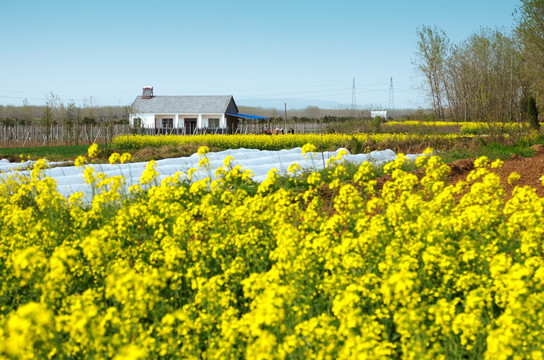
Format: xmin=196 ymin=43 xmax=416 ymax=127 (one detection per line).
xmin=226 ymin=112 xmax=269 ymax=120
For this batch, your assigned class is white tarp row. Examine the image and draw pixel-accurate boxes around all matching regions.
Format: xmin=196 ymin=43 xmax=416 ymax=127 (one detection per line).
xmin=0 ymin=147 xmax=424 ymax=200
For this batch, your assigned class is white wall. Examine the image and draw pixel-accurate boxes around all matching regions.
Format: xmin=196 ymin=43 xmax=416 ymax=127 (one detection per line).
xmin=130 ymin=113 xmax=227 ymax=128
xmin=201 ymin=115 xmax=223 ymax=128
xmin=130 ymin=113 xmax=155 ymax=127
xmin=371 ymin=111 xmax=387 ymax=118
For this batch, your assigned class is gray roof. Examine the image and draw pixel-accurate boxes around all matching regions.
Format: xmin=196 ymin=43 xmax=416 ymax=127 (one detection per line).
xmin=132 ymin=95 xmax=238 ymax=114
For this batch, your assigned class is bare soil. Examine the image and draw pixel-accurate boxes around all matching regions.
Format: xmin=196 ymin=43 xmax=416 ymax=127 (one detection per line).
xmin=447 ymin=144 xmax=544 ymax=198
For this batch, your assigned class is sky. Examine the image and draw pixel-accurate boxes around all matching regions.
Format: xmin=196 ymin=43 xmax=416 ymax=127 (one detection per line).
xmin=0 ymin=0 xmax=521 ymax=110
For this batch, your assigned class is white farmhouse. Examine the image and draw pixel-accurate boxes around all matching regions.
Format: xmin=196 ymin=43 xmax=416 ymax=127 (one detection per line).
xmin=129 ymin=87 xmax=266 ymax=134
xmin=370 ymin=110 xmax=387 ymax=119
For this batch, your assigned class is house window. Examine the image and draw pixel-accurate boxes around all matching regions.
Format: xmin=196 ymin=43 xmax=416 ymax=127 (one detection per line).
xmin=209 ymin=118 xmax=220 ymax=128
xmin=133 ymin=117 xmax=142 ymax=127
xmin=162 ymin=118 xmax=173 ymax=128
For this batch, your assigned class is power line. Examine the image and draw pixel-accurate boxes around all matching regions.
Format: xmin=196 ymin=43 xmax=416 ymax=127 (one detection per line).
xmin=0 ymin=95 xmax=45 ymax=100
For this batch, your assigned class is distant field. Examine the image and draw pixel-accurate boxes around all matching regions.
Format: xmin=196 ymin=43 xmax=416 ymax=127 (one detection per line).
xmin=0 ymin=121 xmax=539 ymax=163
xmin=384 ymin=120 xmax=531 ymax=135
xmin=0 ymin=145 xmax=90 ymax=161
xmin=110 ymin=132 xmax=470 ymax=154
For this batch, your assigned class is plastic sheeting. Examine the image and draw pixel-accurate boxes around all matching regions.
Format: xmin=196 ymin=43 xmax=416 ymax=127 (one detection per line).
xmin=0 ymin=147 xmax=424 ymax=200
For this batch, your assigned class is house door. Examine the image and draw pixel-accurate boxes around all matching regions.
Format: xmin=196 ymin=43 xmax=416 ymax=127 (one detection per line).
xmin=184 ymin=118 xmax=197 ymax=134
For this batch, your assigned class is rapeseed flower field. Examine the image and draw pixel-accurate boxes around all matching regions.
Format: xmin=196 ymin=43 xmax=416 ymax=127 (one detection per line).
xmin=111 ymin=133 xmax=466 ymax=152
xmin=0 ymin=144 xmax=543 ymax=359
xmin=384 ymin=120 xmax=530 ymax=135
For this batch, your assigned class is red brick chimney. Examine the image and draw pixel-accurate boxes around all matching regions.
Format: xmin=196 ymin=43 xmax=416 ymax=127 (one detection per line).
xmin=142 ymin=86 xmax=153 ymax=99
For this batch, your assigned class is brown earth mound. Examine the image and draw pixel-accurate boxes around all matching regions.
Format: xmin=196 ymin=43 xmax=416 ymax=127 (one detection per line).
xmin=448 ymin=158 xmax=475 ymax=177
xmin=531 ymin=144 xmax=544 ymax=154
xmin=448 ymin=153 xmax=544 ymax=198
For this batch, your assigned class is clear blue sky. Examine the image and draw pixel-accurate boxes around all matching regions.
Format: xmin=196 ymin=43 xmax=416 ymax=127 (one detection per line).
xmin=0 ymin=0 xmax=521 ymax=110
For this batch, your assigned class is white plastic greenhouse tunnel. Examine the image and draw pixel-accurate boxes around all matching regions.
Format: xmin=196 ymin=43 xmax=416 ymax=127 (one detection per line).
xmin=0 ymin=147 xmax=425 ymax=201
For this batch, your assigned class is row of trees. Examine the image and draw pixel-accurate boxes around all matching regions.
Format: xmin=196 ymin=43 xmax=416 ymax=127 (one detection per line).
xmin=414 ymin=0 xmax=542 ymax=127
xmin=0 ymin=94 xmax=130 ymax=127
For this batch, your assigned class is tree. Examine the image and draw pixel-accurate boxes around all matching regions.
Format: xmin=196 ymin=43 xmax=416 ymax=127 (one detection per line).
xmin=440 ymin=27 xmax=522 ymax=125
xmin=464 ymin=29 xmax=521 ymax=124
xmin=45 ymin=92 xmax=64 ymax=124
xmin=515 ymin=0 xmax=544 ymax=104
xmin=414 ymin=25 xmax=451 ymax=120
xmin=40 ymin=105 xmax=54 ymax=127
xmin=528 ymin=95 xmax=540 ymax=129
xmin=304 ymin=106 xmax=321 ymax=119
xmin=82 ymin=96 xmax=97 ymax=124
xmin=39 ymin=104 xmax=54 ymax=143
xmin=21 ymin=99 xmax=33 ymax=125
xmin=65 ymin=101 xmax=78 ymax=126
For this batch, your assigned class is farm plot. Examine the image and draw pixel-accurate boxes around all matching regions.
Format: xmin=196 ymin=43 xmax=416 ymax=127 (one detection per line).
xmin=0 ymin=146 xmax=421 ymax=201
xmin=0 ymin=145 xmax=543 ymax=359
xmin=111 ymin=132 xmax=468 ymax=153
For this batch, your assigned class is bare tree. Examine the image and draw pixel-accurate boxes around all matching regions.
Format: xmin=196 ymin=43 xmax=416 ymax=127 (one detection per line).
xmin=415 ymin=24 xmax=523 ymax=128
xmin=45 ymin=92 xmax=65 ymax=124
xmin=515 ymin=0 xmax=544 ymax=109
xmin=82 ymin=96 xmax=97 ymax=125
xmin=414 ymin=25 xmax=451 ymax=120
xmin=21 ymin=99 xmax=33 ymax=125
xmin=445 ymin=28 xmax=522 ymax=125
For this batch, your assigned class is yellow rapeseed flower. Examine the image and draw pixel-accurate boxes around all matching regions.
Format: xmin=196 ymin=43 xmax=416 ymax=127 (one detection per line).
xmin=88 ymin=143 xmax=99 ymax=158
